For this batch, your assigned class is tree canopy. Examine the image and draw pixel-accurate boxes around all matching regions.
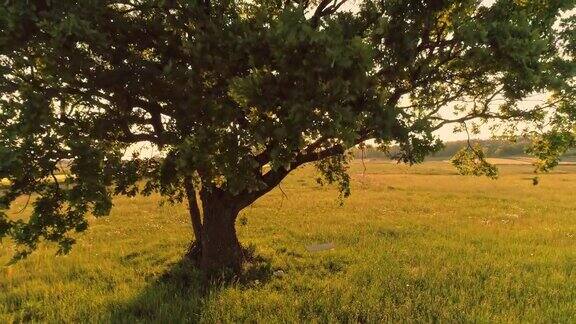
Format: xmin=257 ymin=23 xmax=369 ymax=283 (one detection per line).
xmin=1 ymin=0 xmax=574 ymax=273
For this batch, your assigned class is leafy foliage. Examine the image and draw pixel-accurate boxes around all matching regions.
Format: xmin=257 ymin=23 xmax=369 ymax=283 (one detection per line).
xmin=0 ymin=0 xmax=574 ymax=258
xmin=527 ymin=131 xmax=576 ymax=172
xmin=451 ymin=144 xmax=499 ymax=179
xmin=315 ymin=153 xmax=353 ymax=203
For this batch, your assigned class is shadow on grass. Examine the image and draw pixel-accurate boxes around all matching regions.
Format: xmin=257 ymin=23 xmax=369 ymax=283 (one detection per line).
xmin=109 ymin=249 xmax=273 ymax=323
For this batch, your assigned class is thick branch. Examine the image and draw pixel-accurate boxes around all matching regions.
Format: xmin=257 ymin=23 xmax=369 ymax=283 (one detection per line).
xmin=310 ymin=0 xmax=349 ymax=27
xmin=184 ymin=176 xmax=203 ymax=243
xmin=239 ymin=132 xmax=370 ymax=208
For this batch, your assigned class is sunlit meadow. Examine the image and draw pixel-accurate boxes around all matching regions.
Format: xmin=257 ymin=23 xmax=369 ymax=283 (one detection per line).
xmin=1 ymin=161 xmax=576 ymax=323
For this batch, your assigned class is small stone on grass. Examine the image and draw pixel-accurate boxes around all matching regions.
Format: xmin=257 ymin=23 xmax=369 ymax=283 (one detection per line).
xmin=306 ymin=242 xmax=336 ymax=253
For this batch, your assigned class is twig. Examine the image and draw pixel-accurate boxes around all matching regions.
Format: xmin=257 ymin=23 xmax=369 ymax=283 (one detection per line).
xmin=278 ymin=184 xmax=288 ymax=199
xmin=17 ymin=194 xmax=32 ymax=214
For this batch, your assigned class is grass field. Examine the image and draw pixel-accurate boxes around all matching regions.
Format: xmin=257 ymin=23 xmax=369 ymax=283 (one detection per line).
xmin=2 ymin=161 xmax=576 ymax=323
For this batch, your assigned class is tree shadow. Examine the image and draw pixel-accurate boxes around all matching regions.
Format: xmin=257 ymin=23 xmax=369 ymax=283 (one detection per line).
xmin=108 ymin=257 xmax=204 ymax=323
xmin=108 ymin=249 xmax=273 ymax=323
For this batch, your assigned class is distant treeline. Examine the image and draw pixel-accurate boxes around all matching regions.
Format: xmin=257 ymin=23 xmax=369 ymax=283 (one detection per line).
xmin=352 ymin=139 xmax=576 ymax=160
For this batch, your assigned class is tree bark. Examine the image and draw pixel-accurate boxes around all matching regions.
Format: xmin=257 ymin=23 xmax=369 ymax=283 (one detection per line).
xmin=198 ymin=189 xmax=244 ymax=276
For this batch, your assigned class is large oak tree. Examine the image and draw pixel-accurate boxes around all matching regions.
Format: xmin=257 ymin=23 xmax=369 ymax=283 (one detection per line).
xmin=1 ymin=0 xmax=574 ymax=276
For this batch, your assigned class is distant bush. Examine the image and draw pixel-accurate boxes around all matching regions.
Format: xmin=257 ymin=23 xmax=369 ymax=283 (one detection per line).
xmin=353 ymin=139 xmax=576 ymax=160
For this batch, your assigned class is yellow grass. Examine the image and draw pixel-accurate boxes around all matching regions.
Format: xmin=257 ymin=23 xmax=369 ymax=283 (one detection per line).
xmin=1 ymin=161 xmax=576 ymax=322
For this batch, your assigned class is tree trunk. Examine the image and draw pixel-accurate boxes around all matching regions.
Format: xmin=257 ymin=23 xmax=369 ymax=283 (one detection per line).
xmin=198 ymin=190 xmax=244 ymax=277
